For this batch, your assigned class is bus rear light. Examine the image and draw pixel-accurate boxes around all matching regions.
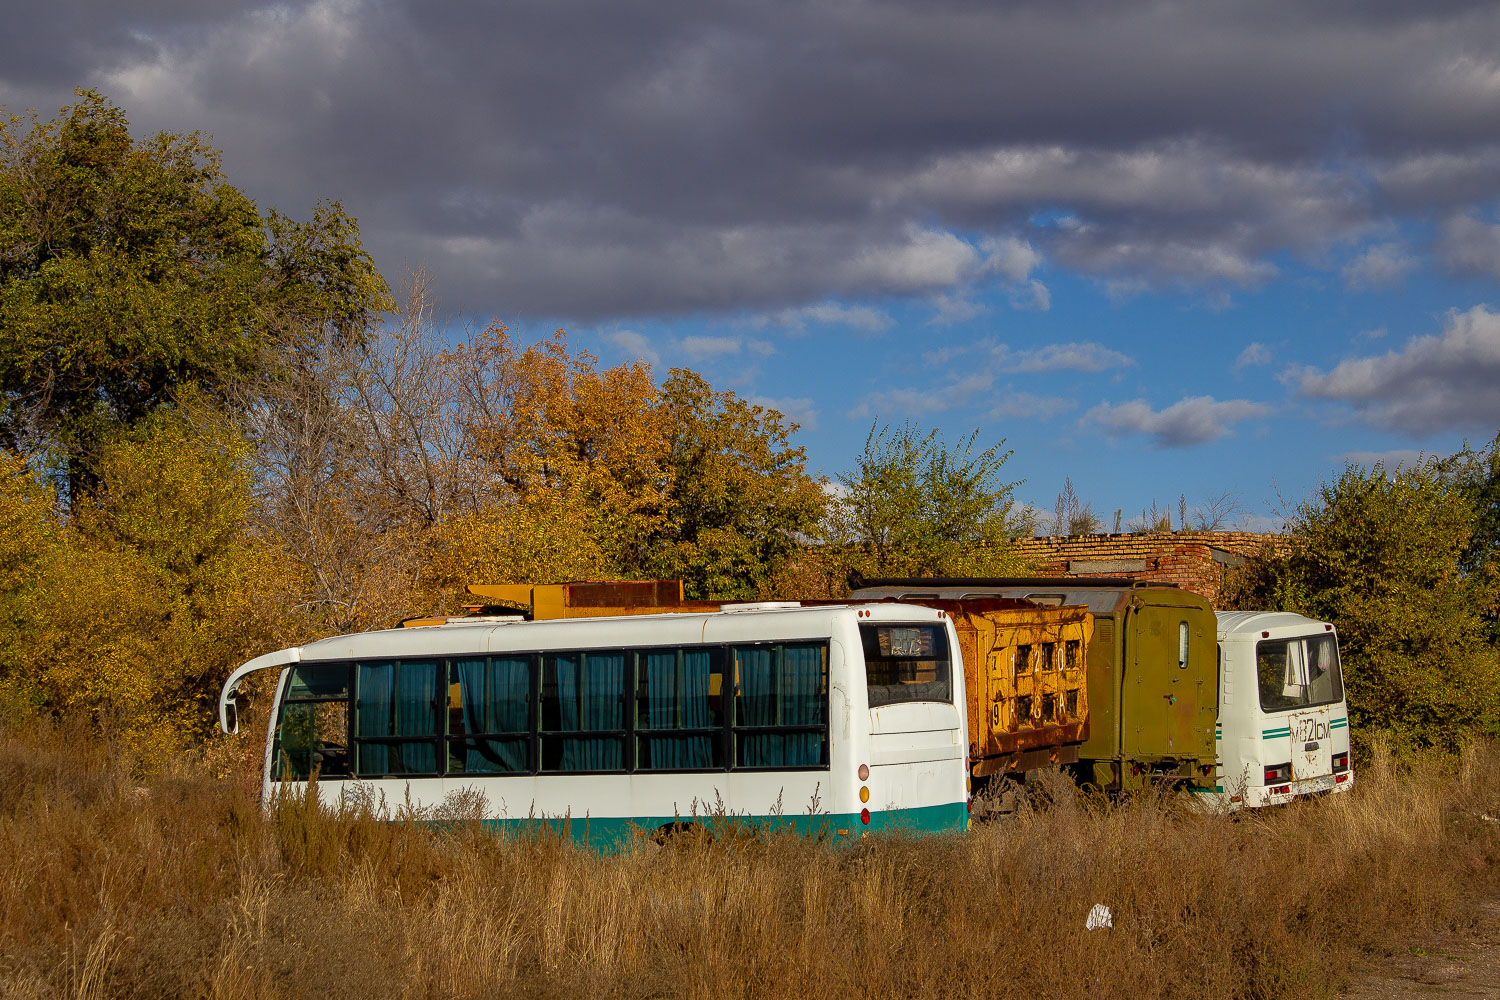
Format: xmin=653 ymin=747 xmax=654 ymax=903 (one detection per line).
xmin=860 ymin=808 xmax=870 ymax=825
xmin=1335 ymin=774 xmax=1349 ymax=784
xmin=1272 ymin=785 xmax=1290 ymax=795
xmin=858 ymin=763 xmax=869 ymax=781
xmin=1332 ymin=752 xmax=1349 ymax=774
xmin=1264 ymin=762 xmax=1292 ymax=783
xmin=859 ymin=786 xmax=870 ymax=803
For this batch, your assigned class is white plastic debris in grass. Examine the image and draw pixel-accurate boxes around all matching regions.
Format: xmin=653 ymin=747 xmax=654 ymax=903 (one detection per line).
xmin=1085 ymin=904 xmax=1113 ymax=930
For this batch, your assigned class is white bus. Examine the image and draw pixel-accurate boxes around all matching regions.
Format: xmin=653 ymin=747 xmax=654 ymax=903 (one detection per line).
xmin=1207 ymin=611 xmax=1353 ymax=808
xmin=218 ymin=602 xmax=970 ymax=845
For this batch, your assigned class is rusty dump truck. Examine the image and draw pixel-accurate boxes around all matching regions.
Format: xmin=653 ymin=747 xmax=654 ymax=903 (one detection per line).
xmin=434 ymin=576 xmax=1217 ymax=796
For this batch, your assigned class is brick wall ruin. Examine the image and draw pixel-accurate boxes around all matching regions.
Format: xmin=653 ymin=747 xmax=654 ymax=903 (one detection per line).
xmin=1010 ymin=531 xmax=1287 ymax=607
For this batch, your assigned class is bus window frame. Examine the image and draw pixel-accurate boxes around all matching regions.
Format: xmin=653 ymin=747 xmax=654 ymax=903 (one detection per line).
xmin=270 ymin=640 xmax=833 ymax=781
xmin=1254 ymin=634 xmax=1345 ymax=714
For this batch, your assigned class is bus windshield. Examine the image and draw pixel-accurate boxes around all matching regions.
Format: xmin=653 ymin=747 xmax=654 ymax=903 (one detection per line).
xmin=1256 ymin=634 xmax=1343 ymax=712
xmin=860 ymin=623 xmax=952 ymax=707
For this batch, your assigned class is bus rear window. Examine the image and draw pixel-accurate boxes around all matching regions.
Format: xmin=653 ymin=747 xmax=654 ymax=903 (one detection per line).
xmin=1256 ymin=634 xmax=1344 ymax=712
xmin=860 ymin=624 xmax=952 ymax=707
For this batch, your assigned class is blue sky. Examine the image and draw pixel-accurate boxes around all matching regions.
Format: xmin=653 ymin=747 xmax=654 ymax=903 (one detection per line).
xmin=7 ymin=1 xmax=1500 ymax=528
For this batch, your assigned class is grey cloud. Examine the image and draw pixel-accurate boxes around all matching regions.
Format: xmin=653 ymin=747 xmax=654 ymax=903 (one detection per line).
xmin=8 ymin=2 xmax=1500 ymax=317
xmin=1339 ymin=448 xmax=1431 ymax=469
xmin=1293 ymin=305 xmax=1500 ymax=434
xmin=1086 ymin=396 xmax=1270 ymax=448
xmin=1438 ymin=213 xmax=1500 ymax=277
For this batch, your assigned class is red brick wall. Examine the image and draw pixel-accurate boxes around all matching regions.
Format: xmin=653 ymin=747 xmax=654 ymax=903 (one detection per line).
xmin=1010 ymin=531 xmax=1287 ymax=607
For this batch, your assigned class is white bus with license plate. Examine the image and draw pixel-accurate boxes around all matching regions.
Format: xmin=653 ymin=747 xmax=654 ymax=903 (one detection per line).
xmin=218 ymin=602 xmax=969 ymax=845
xmin=1207 ymin=611 xmax=1353 ymax=808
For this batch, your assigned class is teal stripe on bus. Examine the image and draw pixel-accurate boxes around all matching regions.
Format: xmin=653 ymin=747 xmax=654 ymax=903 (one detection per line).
xmin=1263 ymin=728 xmax=1290 ymax=738
xmin=1330 ymin=719 xmax=1348 ymax=729
xmin=474 ymin=800 xmax=970 ymax=851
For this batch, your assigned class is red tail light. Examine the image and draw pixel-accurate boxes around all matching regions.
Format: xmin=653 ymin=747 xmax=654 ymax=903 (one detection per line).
xmin=1264 ymin=762 xmax=1291 ymax=783
xmin=1332 ymin=752 xmax=1349 ymax=774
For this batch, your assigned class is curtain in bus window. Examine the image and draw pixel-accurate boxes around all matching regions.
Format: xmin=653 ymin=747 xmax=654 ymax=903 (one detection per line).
xmin=456 ymin=656 xmax=529 ymax=772
xmin=643 ymin=650 xmax=713 ymax=769
xmin=396 ymin=661 xmax=439 ymax=773
xmin=738 ymin=647 xmax=782 ymax=767
xmin=357 ymin=662 xmax=394 ymax=774
xmin=357 ymin=661 xmax=438 ymax=775
xmin=681 ymin=649 xmax=712 ymax=767
xmin=1305 ymin=636 xmax=1344 ymax=703
xmin=781 ymin=644 xmax=826 ymax=767
xmin=556 ymin=653 xmax=624 ymax=771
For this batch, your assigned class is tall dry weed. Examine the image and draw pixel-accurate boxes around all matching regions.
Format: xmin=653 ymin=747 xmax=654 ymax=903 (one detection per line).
xmin=2 ymin=720 xmax=1498 ymax=1000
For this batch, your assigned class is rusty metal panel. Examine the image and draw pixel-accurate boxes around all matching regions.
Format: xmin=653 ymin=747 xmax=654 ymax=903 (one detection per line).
xmin=945 ymin=604 xmax=1093 ymax=772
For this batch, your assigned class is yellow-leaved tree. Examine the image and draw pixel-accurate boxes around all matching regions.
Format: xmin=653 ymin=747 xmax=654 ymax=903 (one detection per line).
xmin=19 ymin=406 xmax=275 ymax=767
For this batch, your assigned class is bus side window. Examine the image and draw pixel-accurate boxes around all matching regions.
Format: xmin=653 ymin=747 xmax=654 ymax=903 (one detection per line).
xmin=636 ymin=648 xmax=725 ymax=770
xmin=449 ymin=655 xmax=534 ymax=774
xmin=273 ymin=663 xmax=351 ymax=781
xmin=354 ymin=660 xmax=442 ymax=777
xmin=734 ymin=643 xmax=828 ymax=769
xmin=541 ymin=651 xmax=627 ymax=772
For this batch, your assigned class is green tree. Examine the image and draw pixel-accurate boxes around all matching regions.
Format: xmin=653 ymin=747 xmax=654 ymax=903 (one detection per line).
xmin=829 ymin=421 xmax=1027 ymax=579
xmin=1228 ymin=460 xmax=1500 ymax=752
xmin=1438 ymin=432 xmax=1500 ymax=639
xmin=0 ymin=89 xmax=388 ymax=495
xmin=635 ymin=371 xmax=826 ymax=600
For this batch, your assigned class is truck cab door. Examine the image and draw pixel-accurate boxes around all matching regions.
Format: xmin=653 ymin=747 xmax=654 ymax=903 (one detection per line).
xmin=1122 ymin=600 xmax=1216 ymax=764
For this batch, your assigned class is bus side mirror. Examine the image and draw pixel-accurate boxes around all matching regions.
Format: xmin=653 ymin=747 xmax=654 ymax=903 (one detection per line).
xmin=222 ymin=697 xmax=238 ymax=735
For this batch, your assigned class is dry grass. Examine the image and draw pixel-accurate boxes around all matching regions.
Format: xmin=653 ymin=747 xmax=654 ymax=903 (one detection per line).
xmin=2 ymin=722 xmax=1499 ymax=1000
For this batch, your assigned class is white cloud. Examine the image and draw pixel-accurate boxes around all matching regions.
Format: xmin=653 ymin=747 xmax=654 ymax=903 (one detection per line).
xmin=1438 ymin=213 xmax=1500 ymax=278
xmin=750 ymin=395 xmax=819 ymax=431
xmin=1085 ymin=395 xmax=1270 ymax=448
xmin=679 ymin=335 xmax=742 ymax=360
xmin=758 ymin=300 xmax=894 ymax=334
xmin=603 ymin=329 xmax=659 ymax=366
xmin=1234 ymin=341 xmax=1272 ymax=371
xmin=979 ymin=235 xmax=1042 ymax=283
xmin=994 ymin=342 xmax=1135 ymax=373
xmin=847 ymin=373 xmax=993 ymax=420
xmin=989 ymin=392 xmax=1077 ymax=420
xmin=844 ymin=226 xmax=982 ymax=289
xmin=1342 ymin=242 xmax=1417 ymax=289
xmin=919 ymin=342 xmax=981 ymax=366
xmin=1019 ymin=279 xmax=1051 ymax=311
xmin=926 ymin=293 xmax=987 ymax=326
xmin=1292 ymin=304 xmax=1500 ymax=434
